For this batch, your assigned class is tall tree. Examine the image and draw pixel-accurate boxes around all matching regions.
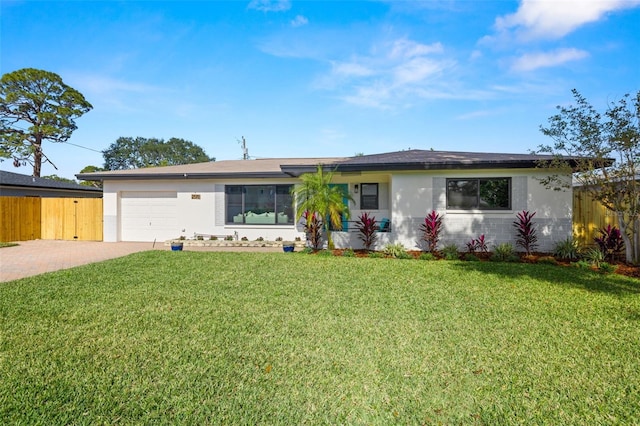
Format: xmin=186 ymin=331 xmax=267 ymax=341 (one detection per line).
xmin=0 ymin=68 xmax=92 ymax=177
xmin=103 ymin=137 xmax=213 ymax=170
xmin=78 ymin=165 xmax=105 ymax=188
xmin=291 ymin=165 xmax=353 ymax=249
xmin=536 ymin=89 xmax=639 ymax=264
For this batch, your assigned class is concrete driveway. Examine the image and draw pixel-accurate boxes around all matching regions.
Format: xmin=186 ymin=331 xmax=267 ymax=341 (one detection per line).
xmin=0 ymin=240 xmax=161 ymax=282
xmin=0 ymin=240 xmax=283 ymax=282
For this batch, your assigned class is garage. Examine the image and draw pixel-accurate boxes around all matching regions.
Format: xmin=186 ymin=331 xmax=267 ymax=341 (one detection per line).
xmin=120 ymin=191 xmax=178 ymax=242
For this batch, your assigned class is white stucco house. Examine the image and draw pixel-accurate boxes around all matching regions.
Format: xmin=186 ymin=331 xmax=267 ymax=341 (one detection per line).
xmin=77 ymin=149 xmax=576 ymax=252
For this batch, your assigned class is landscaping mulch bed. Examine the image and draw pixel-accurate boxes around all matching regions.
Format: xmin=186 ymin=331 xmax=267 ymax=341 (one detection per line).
xmin=328 ymin=249 xmax=640 ymax=279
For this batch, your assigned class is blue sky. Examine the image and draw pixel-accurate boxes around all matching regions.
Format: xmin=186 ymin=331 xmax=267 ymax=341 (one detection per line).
xmin=1 ymin=0 xmax=639 ymax=180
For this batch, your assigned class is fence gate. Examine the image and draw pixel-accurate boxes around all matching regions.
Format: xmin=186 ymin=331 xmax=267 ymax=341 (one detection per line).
xmin=0 ymin=197 xmax=102 ymax=242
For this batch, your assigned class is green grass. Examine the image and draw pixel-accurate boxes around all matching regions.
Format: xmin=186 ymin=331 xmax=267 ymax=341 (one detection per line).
xmin=0 ymin=242 xmax=18 ymax=248
xmin=1 ymin=252 xmax=639 ymax=424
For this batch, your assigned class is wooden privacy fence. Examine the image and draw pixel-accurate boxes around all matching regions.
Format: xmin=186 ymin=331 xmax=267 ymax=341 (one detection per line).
xmin=573 ymin=189 xmax=619 ymax=247
xmin=0 ymin=197 xmax=103 ymax=242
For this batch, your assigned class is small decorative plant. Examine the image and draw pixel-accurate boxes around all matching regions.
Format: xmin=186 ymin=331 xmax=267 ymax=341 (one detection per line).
xmin=513 ymin=210 xmax=538 ymax=255
xmin=255 ymin=236 xmax=264 ymax=241
xmin=275 ymin=236 xmax=283 ymax=242
xmin=241 ymin=236 xmax=248 ymax=241
xmin=584 ymin=247 xmax=605 ymax=268
xmin=594 ymin=225 xmax=624 ymax=262
xmin=224 ymin=235 xmax=233 ymax=241
xmin=598 ymin=262 xmax=616 ymax=274
xmin=441 ymin=243 xmax=459 ymax=260
xmin=466 ymin=234 xmax=488 ymax=254
xmin=209 ymin=236 xmax=217 ymax=241
xmin=342 ymin=248 xmax=356 ymax=257
xmin=491 ymin=243 xmax=519 ymax=262
xmin=420 ymin=210 xmax=443 ymax=253
xmin=355 ymin=212 xmax=378 ymax=251
xmin=553 ymin=237 xmax=581 ymax=260
xmin=384 ymin=243 xmax=410 ymax=259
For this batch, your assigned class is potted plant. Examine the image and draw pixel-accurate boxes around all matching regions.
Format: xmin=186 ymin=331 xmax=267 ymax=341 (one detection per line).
xmin=171 ymin=240 xmax=184 ymax=251
xmin=282 ymin=241 xmax=295 ymax=252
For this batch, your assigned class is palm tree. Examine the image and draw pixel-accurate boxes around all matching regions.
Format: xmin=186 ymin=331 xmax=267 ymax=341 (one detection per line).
xmin=292 ymin=165 xmax=353 ymax=249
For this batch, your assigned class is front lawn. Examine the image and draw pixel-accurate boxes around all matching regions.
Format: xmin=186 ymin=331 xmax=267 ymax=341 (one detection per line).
xmin=1 ymin=251 xmax=638 ymax=424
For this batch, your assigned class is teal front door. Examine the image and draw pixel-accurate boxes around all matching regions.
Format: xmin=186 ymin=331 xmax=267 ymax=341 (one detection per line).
xmin=329 ymin=184 xmax=349 ymax=231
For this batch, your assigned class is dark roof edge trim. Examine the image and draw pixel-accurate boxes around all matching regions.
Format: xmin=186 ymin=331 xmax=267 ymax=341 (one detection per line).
xmin=76 ymin=171 xmax=295 ymax=181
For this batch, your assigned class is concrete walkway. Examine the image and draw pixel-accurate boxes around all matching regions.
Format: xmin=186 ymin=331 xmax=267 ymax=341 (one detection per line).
xmin=0 ymin=240 xmax=281 ymax=282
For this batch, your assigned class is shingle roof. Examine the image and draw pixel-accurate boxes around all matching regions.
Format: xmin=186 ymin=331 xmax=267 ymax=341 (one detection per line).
xmin=335 ymin=149 xmax=572 ymax=171
xmin=0 ymin=170 xmax=102 ymax=192
xmin=76 ymin=157 xmax=346 ymax=180
xmin=76 ymin=149 xmax=587 ymax=181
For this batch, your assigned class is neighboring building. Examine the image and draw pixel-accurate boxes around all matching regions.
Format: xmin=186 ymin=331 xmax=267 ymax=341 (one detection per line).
xmin=77 ymin=149 xmax=577 ymax=251
xmin=0 ymin=170 xmax=102 ymax=198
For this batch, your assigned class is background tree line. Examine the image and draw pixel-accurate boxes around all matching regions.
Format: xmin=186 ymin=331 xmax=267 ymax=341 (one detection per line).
xmin=1 ymin=68 xmax=214 ymax=184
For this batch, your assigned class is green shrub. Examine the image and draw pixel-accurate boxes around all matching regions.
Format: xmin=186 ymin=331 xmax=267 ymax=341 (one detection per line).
xmin=368 ymin=251 xmax=385 ymax=258
xmin=419 ymin=252 xmax=437 ymax=261
xmin=384 ymin=243 xmax=408 ymax=259
xmin=463 ymin=253 xmax=480 ymax=262
xmin=584 ymin=248 xmax=605 ymax=268
xmin=553 ymin=237 xmax=582 ymax=260
xmin=299 ymin=247 xmax=314 ymax=255
xmin=491 ymin=243 xmax=519 ymax=262
xmin=572 ymin=260 xmax=592 ymax=270
xmin=441 ymin=243 xmax=459 ymax=260
xmin=598 ymin=262 xmax=616 ymax=274
xmin=316 ymin=249 xmax=334 ymax=257
xmin=342 ymin=248 xmax=356 ymax=257
xmin=397 ymin=252 xmax=414 ymax=260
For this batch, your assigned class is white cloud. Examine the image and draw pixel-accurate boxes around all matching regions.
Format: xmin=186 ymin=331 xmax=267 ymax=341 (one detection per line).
xmin=247 ymin=0 xmax=290 ymax=13
xmin=331 ymin=61 xmax=374 ymax=78
xmin=511 ymin=48 xmax=589 ymax=72
xmin=494 ymin=0 xmax=640 ymax=41
xmin=291 ymin=15 xmax=308 ymax=27
xmin=393 ymin=57 xmax=448 ymax=85
xmin=389 ymin=39 xmax=443 ymax=59
xmin=324 ymin=38 xmax=459 ymax=108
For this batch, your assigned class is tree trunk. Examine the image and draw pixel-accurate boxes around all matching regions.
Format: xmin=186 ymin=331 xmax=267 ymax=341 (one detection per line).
xmin=617 ymin=212 xmax=639 ymax=264
xmin=33 ymin=138 xmax=42 ymax=178
xmin=633 ymin=217 xmax=640 ymax=265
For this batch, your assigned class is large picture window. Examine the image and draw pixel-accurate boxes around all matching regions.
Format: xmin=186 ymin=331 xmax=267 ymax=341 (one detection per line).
xmin=226 ymin=185 xmax=294 ymax=225
xmin=446 ymin=178 xmax=511 ymax=210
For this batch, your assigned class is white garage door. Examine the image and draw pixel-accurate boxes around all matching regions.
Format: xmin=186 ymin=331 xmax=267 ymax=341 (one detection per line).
xmin=121 ymin=191 xmax=178 ymax=242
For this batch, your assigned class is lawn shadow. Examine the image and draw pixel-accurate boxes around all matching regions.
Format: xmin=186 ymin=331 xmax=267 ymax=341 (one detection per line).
xmin=451 ymin=260 xmax=640 ymax=297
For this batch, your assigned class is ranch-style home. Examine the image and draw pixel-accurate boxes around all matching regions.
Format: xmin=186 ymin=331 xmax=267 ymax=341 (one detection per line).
xmin=77 ymin=149 xmax=577 ymax=252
